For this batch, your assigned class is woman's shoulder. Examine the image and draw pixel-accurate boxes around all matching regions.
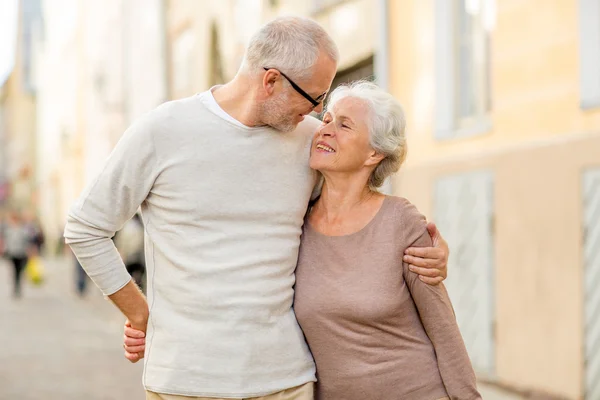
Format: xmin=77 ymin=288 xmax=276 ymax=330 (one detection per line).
xmin=384 ymin=196 xmax=429 ymax=243
xmin=385 ymin=196 xmax=426 ymax=225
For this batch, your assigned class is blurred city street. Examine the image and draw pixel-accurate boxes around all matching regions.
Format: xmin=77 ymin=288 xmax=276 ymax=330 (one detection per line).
xmin=0 ymin=0 xmax=599 ymax=398
xmin=0 ymin=256 xmax=145 ymax=400
xmin=0 ymin=254 xmax=528 ymax=400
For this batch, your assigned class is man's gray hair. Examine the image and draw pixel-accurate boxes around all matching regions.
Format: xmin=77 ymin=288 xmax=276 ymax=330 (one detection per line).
xmin=243 ymin=16 xmax=339 ymax=80
xmin=326 ymin=80 xmax=407 ymax=190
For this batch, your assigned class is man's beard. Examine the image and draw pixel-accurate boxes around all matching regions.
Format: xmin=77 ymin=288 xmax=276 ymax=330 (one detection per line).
xmin=260 ymin=93 xmax=298 ymax=133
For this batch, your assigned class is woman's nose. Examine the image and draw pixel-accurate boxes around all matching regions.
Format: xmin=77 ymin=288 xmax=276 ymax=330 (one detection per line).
xmin=321 ymin=125 xmax=335 ymax=137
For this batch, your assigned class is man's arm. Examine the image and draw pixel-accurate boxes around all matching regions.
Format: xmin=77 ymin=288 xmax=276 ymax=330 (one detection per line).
xmin=403 ymin=222 xmax=449 ymax=285
xmin=109 ymin=281 xmax=149 ymax=331
xmin=64 ymin=111 xmax=159 ymax=330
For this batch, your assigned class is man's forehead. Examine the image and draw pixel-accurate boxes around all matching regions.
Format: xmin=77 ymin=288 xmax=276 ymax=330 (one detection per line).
xmin=302 ymin=73 xmax=331 ymax=90
xmin=307 ymin=63 xmax=336 ymax=89
xmin=306 ymin=82 xmax=330 ymax=100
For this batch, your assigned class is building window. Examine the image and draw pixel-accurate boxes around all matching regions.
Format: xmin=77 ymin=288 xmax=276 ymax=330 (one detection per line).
xmin=233 ymin=0 xmax=262 ymax=47
xmin=172 ymin=27 xmax=195 ymax=98
xmin=583 ymin=168 xmax=600 ymax=400
xmin=330 ymin=55 xmax=374 ymax=90
xmin=435 ymin=0 xmax=494 ymax=140
xmin=456 ymin=0 xmax=491 ymax=127
xmin=579 ymin=0 xmax=600 ymax=109
xmin=20 ymin=0 xmax=43 ymax=93
xmin=209 ymin=23 xmax=225 ymax=87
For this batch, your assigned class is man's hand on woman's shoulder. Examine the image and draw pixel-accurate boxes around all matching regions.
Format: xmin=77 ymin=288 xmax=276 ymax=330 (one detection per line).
xmin=403 ymin=222 xmax=449 ymax=286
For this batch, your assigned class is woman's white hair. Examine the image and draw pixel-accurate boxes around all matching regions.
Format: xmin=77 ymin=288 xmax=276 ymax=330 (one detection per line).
xmin=326 ymin=80 xmax=407 ymax=190
xmin=242 ymin=16 xmax=339 ymax=80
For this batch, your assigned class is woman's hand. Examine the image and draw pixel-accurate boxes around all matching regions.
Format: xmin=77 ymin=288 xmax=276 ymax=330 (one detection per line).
xmin=123 ymin=319 xmax=146 ymax=363
xmin=403 ymin=222 xmax=449 ymax=285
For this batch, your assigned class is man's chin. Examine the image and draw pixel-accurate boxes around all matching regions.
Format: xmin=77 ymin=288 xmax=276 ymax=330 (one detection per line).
xmin=272 ymin=121 xmax=298 ymax=133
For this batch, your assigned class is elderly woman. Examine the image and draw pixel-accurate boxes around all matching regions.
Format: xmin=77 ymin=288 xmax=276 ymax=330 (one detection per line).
xmin=293 ymin=81 xmax=481 ymax=400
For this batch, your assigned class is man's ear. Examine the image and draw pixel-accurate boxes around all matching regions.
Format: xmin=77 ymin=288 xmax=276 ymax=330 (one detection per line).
xmin=262 ymin=69 xmax=279 ymax=96
xmin=364 ymin=151 xmax=385 ymax=167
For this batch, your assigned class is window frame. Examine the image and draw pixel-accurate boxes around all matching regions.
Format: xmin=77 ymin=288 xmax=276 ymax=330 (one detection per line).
xmin=578 ymin=0 xmax=600 ymax=109
xmin=435 ymin=0 xmax=492 ymax=140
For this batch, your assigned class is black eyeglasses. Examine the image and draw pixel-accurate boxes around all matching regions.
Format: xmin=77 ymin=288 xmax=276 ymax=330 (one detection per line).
xmin=263 ymin=67 xmax=327 ymax=108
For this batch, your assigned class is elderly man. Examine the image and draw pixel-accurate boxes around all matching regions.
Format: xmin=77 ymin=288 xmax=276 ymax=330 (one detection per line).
xmin=64 ymin=16 xmax=448 ymax=400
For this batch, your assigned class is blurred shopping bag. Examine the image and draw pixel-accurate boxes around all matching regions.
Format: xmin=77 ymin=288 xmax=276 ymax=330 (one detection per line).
xmin=25 ymin=256 xmax=45 ymax=285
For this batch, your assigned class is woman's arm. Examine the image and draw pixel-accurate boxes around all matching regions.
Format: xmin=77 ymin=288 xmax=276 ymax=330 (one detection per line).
xmin=404 ymin=230 xmax=482 ymax=400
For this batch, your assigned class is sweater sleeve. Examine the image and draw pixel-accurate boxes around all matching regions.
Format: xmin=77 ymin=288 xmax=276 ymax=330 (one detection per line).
xmin=399 ymin=202 xmax=482 ymax=400
xmin=64 ymin=113 xmax=159 ymax=295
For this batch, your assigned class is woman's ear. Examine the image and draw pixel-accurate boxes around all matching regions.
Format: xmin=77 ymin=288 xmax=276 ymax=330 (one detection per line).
xmin=365 ymin=151 xmax=385 ymax=167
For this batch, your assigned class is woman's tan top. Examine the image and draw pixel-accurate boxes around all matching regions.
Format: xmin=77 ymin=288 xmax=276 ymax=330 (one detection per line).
xmin=294 ymin=196 xmax=481 ymax=400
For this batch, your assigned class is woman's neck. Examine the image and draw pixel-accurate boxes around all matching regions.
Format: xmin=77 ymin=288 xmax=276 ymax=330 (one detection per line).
xmin=314 ymin=173 xmax=381 ymax=222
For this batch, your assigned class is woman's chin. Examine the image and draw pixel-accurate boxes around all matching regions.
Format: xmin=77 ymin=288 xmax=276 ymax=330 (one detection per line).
xmin=309 ymin=158 xmax=325 ymax=171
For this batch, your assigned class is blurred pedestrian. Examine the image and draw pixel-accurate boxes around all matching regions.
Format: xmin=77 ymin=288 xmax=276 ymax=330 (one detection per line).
xmin=114 ymin=213 xmax=145 ymax=291
xmin=75 ymin=254 xmax=87 ymax=296
xmin=65 ymin=235 xmax=88 ymax=296
xmin=0 ymin=211 xmax=6 ymax=256
xmin=23 ymin=211 xmax=45 ymax=256
xmin=4 ymin=211 xmax=30 ymax=298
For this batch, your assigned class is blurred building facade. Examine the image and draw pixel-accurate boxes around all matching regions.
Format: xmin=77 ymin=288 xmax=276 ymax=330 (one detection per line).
xmin=163 ymin=0 xmax=380 ymax=100
xmin=1 ymin=0 xmax=599 ymax=399
xmin=36 ymin=0 xmax=167 ymax=248
xmin=0 ymin=0 xmax=168 ymax=248
xmin=0 ymin=0 xmax=41 ymax=213
xmin=390 ymin=1 xmax=600 ymax=399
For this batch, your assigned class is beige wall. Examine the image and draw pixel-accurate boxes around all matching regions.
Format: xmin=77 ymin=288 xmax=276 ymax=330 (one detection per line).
xmin=389 ymin=0 xmax=600 ymax=166
xmin=389 ymin=0 xmax=600 ymax=398
xmin=395 ymin=134 xmax=599 ymax=399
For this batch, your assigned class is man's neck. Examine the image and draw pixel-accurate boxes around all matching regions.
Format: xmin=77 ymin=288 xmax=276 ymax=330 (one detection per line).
xmin=212 ymin=76 xmax=264 ymax=128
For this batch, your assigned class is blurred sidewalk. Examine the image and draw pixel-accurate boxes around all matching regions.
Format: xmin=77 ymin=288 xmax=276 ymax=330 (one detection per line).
xmin=480 ymin=384 xmax=527 ymax=400
xmin=0 ymin=256 xmax=144 ymax=400
xmin=0 ymin=256 xmax=534 ymax=400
